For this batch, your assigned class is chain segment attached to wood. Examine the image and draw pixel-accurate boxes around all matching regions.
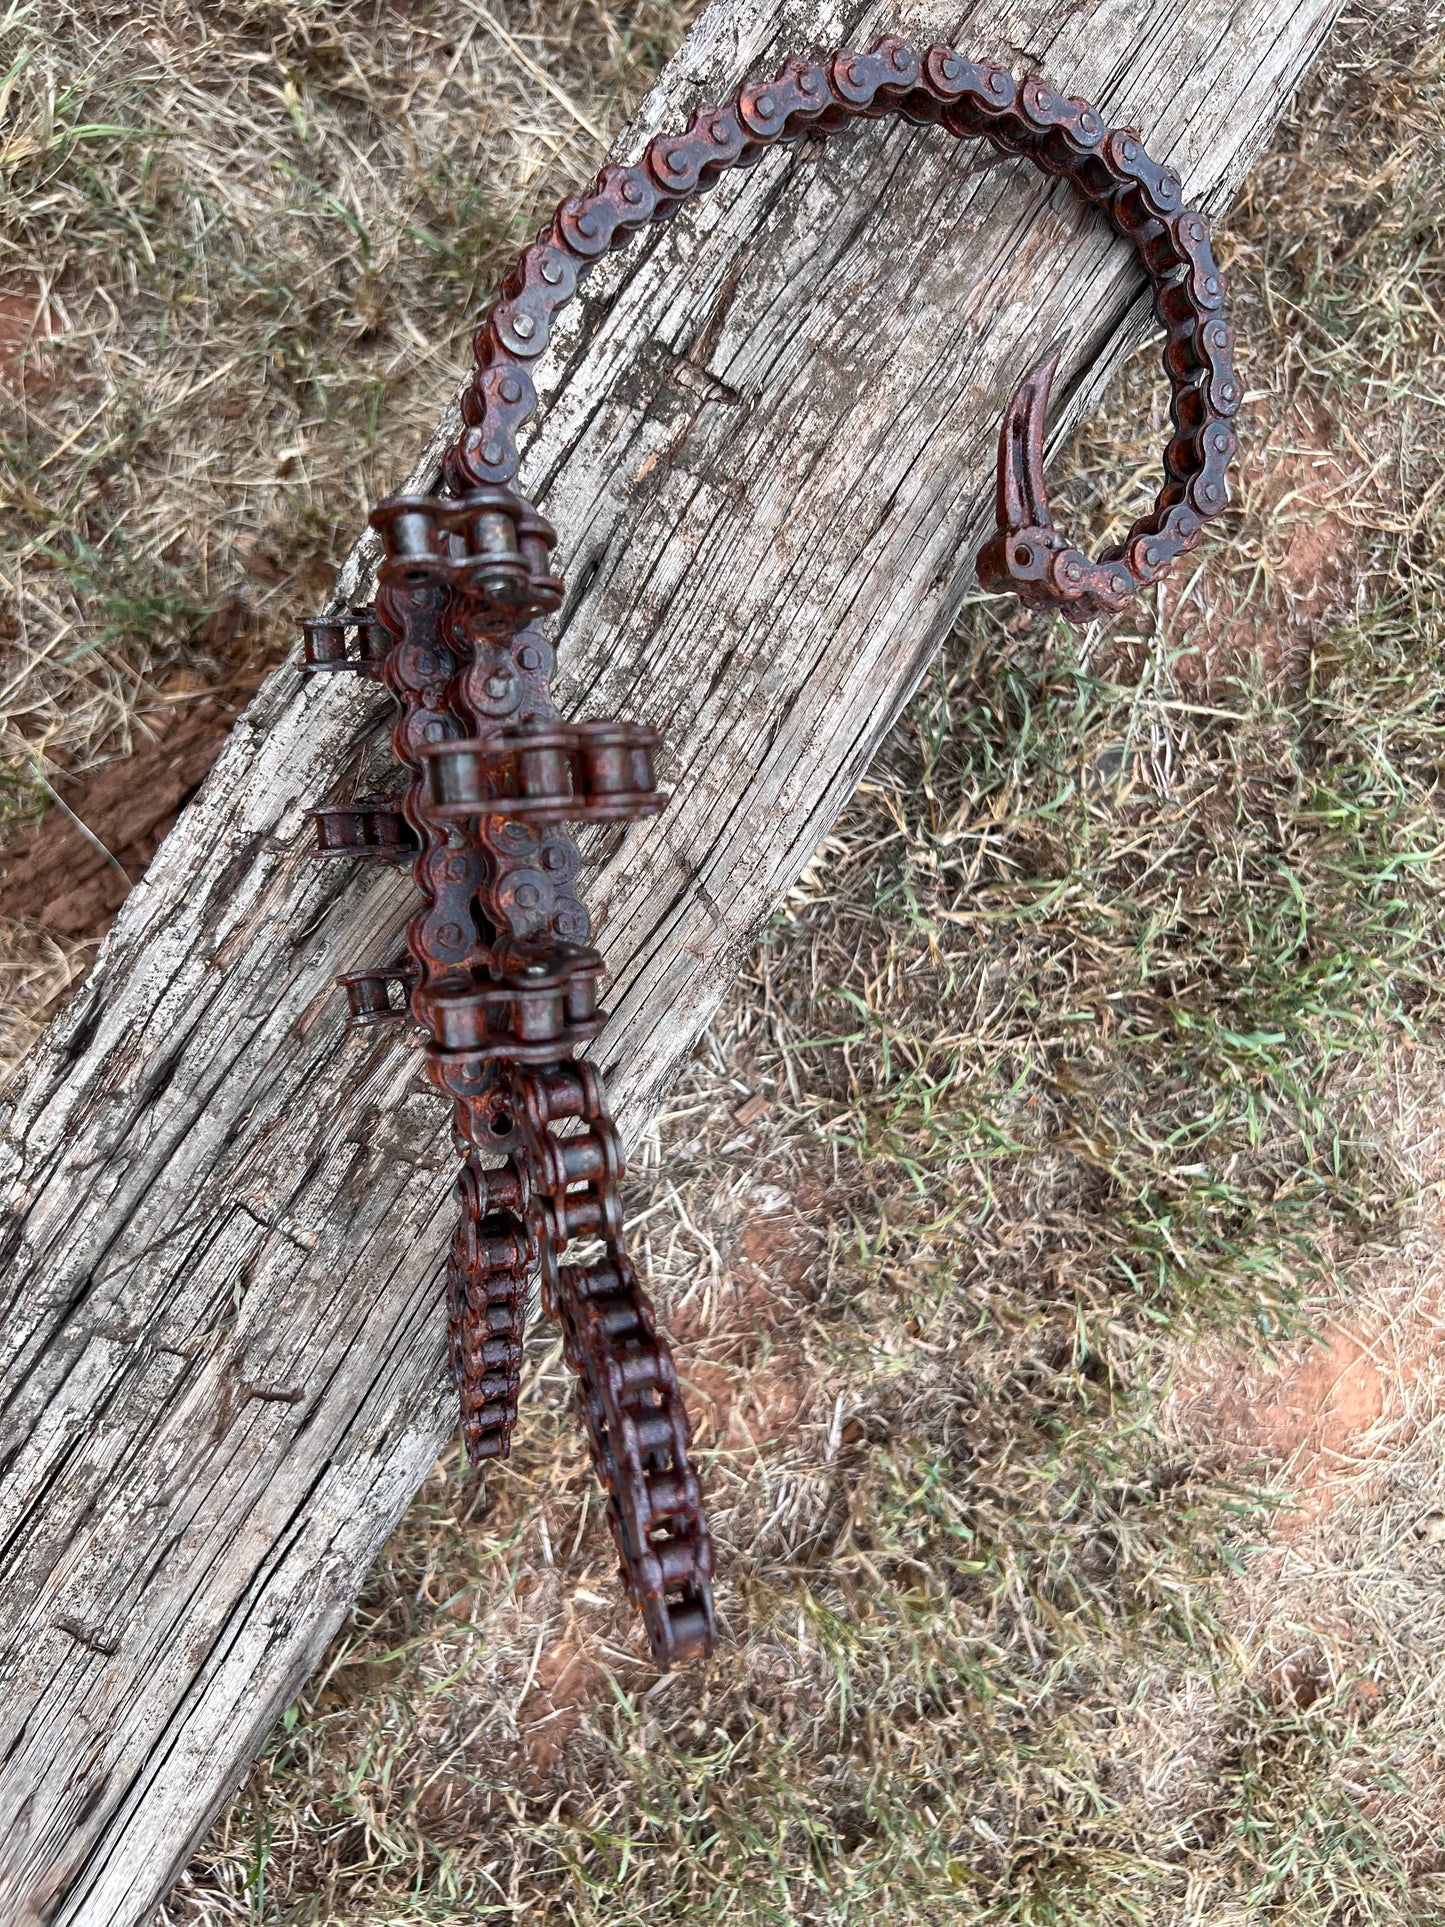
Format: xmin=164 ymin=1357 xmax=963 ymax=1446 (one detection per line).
xmin=301 ymin=37 xmax=1237 ymax=1670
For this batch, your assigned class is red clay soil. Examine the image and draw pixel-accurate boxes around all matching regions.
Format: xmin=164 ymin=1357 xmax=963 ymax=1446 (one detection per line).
xmin=517 ymin=1638 xmax=605 ymax=1772
xmin=0 ymin=687 xmax=261 ymax=943
xmin=0 ymin=280 xmax=49 ymax=396
xmin=1171 ymin=1273 xmax=1445 ymax=1532
xmin=0 ymin=280 xmax=272 ymax=952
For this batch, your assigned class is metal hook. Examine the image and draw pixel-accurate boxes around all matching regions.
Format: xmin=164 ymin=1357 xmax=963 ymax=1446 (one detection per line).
xmin=995 ymin=341 xmax=1064 ymax=539
xmin=977 ymin=339 xmax=1140 ymax=624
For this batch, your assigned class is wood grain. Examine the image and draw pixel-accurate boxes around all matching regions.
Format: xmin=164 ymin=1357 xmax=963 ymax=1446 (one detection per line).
xmin=0 ymin=2 xmax=1341 ymax=1919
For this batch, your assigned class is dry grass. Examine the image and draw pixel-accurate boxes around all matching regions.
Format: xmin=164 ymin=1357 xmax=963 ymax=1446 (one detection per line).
xmin=4 ymin=0 xmax=1445 ymax=1921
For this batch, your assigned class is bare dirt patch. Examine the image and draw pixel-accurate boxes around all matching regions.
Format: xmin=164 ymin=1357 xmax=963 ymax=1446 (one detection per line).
xmin=1260 ymin=403 xmax=1362 ymax=611
xmin=0 ymin=676 xmax=264 ymax=942
xmin=0 ymin=282 xmax=49 ymax=395
xmin=670 ymin=1185 xmax=823 ymax=1452
xmin=1167 ymin=395 xmax=1377 ymax=697
xmin=1171 ymin=1296 xmax=1439 ymax=1531
xmin=518 ymin=1637 xmax=605 ymax=1772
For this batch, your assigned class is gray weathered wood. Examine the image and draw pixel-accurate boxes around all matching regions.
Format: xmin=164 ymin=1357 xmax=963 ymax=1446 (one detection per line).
xmin=0 ymin=1 xmax=1341 ymax=1919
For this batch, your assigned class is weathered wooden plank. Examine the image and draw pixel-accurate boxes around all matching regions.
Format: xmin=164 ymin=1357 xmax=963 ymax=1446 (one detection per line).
xmin=0 ymin=1 xmax=1340 ymax=1919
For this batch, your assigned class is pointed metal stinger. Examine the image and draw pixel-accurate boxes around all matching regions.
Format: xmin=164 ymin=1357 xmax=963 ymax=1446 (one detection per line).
xmin=995 ymin=340 xmax=1065 ymax=539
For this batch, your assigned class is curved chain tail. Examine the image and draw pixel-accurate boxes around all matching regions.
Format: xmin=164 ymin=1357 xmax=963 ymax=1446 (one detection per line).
xmin=446 ymin=37 xmax=1237 ymax=626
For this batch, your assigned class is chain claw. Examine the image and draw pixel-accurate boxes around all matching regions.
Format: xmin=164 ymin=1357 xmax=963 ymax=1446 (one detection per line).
xmin=337 ymin=956 xmax=418 ymax=1028
xmin=308 ymin=796 xmax=418 ymax=863
xmin=977 ymin=340 xmax=1139 ymax=618
xmin=300 ymin=607 xmax=388 ymax=678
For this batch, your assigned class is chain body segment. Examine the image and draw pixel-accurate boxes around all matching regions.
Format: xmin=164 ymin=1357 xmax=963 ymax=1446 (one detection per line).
xmin=304 ymin=38 xmax=1241 ymax=1669
xmin=306 ymin=484 xmax=710 ymax=1665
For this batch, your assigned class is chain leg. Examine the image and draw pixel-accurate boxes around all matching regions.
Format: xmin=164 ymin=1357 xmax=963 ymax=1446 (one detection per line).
xmin=450 ymin=1156 xmax=533 ymax=1463
xmin=555 ymin=1255 xmax=716 ymax=1664
xmin=513 ymin=1060 xmax=716 ymax=1669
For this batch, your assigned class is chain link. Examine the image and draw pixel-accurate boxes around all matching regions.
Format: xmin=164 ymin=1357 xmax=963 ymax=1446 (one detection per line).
xmin=303 ymin=37 xmax=1239 ymax=1669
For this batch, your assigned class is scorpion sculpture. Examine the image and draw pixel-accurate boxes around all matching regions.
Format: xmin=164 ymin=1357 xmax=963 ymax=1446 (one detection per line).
xmin=300 ymin=38 xmax=1238 ymax=1670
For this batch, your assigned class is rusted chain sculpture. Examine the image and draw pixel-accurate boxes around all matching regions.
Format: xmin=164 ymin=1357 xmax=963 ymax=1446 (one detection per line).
xmin=302 ymin=38 xmax=1237 ymax=1669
